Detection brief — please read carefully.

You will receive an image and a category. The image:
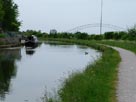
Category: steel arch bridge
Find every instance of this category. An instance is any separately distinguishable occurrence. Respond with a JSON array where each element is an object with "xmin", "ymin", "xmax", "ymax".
[{"xmin": 67, "ymin": 23, "xmax": 125, "ymax": 33}]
